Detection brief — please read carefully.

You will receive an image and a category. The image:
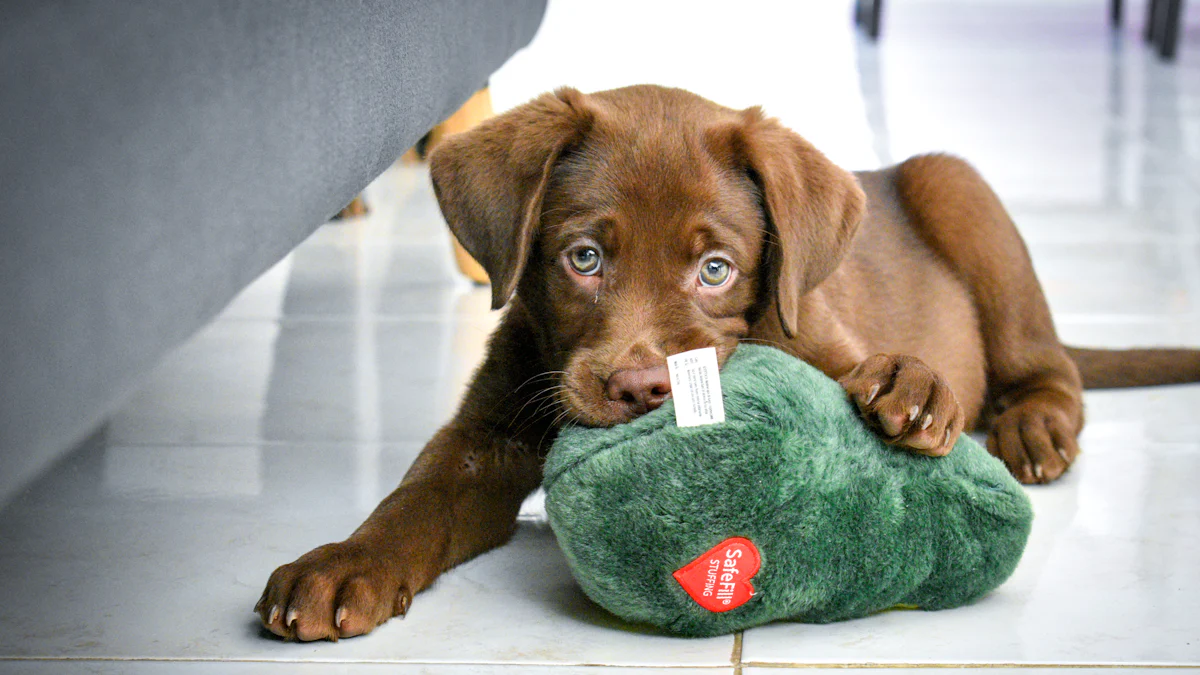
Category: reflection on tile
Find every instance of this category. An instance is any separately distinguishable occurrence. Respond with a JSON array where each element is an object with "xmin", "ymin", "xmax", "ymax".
[
  {"xmin": 739, "ymin": 662, "xmax": 1180, "ymax": 667},
  {"xmin": 1031, "ymin": 241, "xmax": 1194, "ymax": 316},
  {"xmin": 0, "ymin": 437, "xmax": 734, "ymax": 667},
  {"xmin": 103, "ymin": 445, "xmax": 262, "ymax": 499},
  {"xmin": 0, "ymin": 664, "xmax": 730, "ymax": 675},
  {"xmin": 740, "ymin": 427, "xmax": 1200, "ymax": 665},
  {"xmin": 225, "ymin": 238, "xmax": 489, "ymax": 321},
  {"xmin": 490, "ymin": 1, "xmax": 877, "ymax": 169},
  {"xmin": 1055, "ymin": 316, "xmax": 1200, "ymax": 348},
  {"xmin": 106, "ymin": 316, "xmax": 496, "ymax": 446}
]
